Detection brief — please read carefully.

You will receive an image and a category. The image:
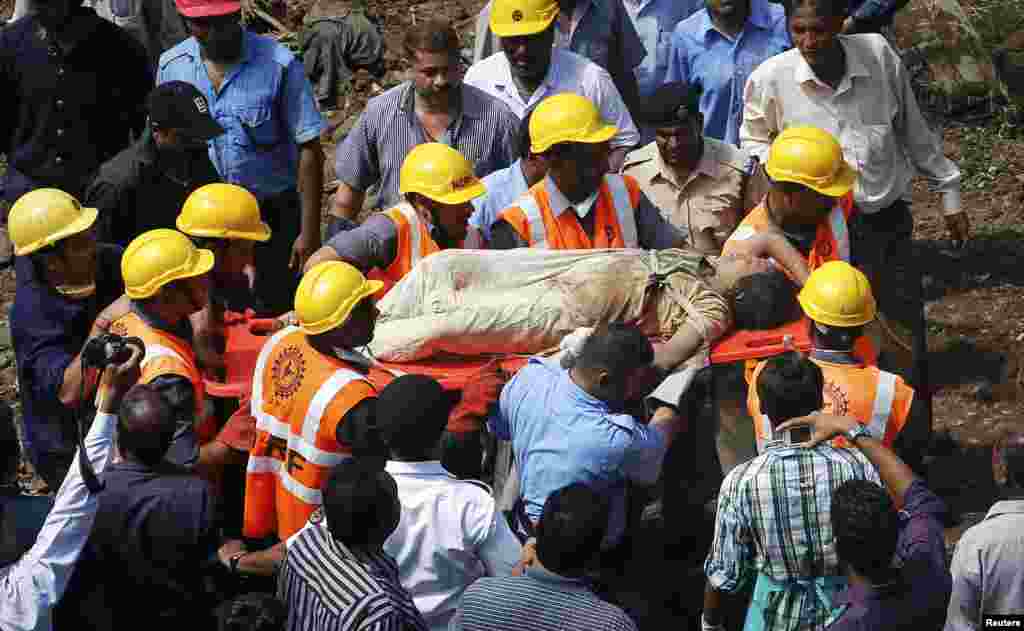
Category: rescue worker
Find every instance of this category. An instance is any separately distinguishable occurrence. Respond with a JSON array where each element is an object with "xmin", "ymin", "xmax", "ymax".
[
  {"xmin": 491, "ymin": 93, "xmax": 685, "ymax": 251},
  {"xmin": 303, "ymin": 143, "xmax": 486, "ymax": 296},
  {"xmin": 8, "ymin": 189, "xmax": 126, "ymax": 489},
  {"xmin": 240, "ymin": 261, "xmax": 385, "ymax": 552},
  {"xmin": 722, "ymin": 126, "xmax": 857, "ymax": 278},
  {"xmin": 108, "ymin": 229, "xmax": 215, "ymax": 468},
  {"xmin": 176, "ymin": 183, "xmax": 272, "ymax": 370},
  {"xmin": 747, "ymin": 261, "xmax": 929, "ymax": 473}
]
